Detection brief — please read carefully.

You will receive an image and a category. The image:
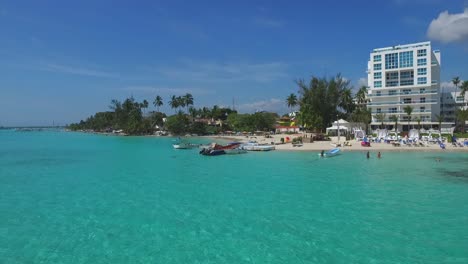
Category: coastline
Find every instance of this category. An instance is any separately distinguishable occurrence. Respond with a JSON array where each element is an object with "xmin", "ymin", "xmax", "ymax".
[{"xmin": 206, "ymin": 134, "xmax": 468, "ymax": 153}]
